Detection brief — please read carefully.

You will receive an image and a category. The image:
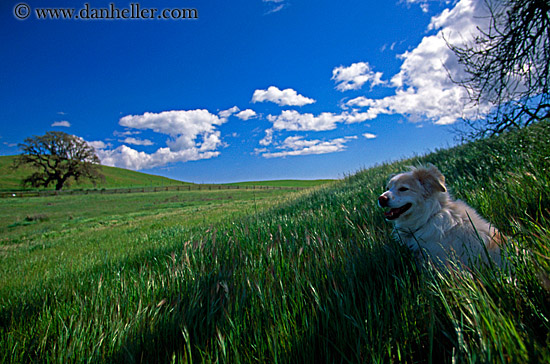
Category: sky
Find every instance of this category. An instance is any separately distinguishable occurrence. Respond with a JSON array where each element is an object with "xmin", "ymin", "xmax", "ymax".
[{"xmin": 0, "ymin": 0, "xmax": 492, "ymax": 183}]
